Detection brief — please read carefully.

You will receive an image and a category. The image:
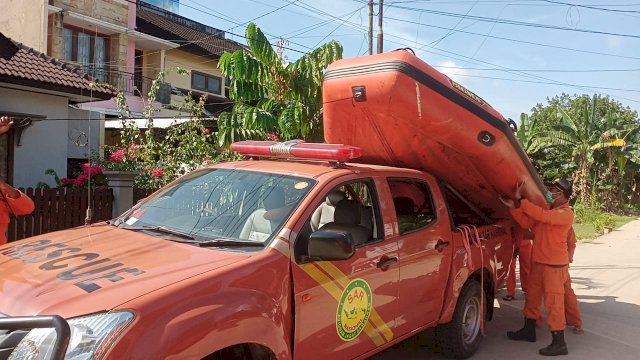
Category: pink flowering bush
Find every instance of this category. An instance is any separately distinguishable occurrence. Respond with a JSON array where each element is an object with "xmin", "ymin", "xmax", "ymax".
[
  {"xmin": 43, "ymin": 163, "xmax": 108, "ymax": 189},
  {"xmin": 151, "ymin": 168, "xmax": 164, "ymax": 178},
  {"xmin": 109, "ymin": 73, "xmax": 243, "ymax": 190}
]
